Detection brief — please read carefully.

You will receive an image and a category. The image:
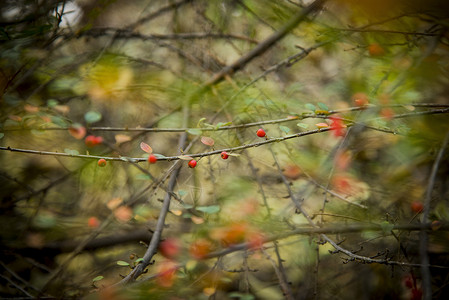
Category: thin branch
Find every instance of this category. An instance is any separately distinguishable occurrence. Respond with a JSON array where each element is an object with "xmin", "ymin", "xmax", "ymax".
[
  {"xmin": 262, "ymin": 244, "xmax": 294, "ymax": 300},
  {"xmin": 77, "ymin": 29, "xmax": 258, "ymax": 44},
  {"xmin": 202, "ymin": 0, "xmax": 326, "ymax": 87},
  {"xmin": 420, "ymin": 130, "xmax": 449, "ymax": 300},
  {"xmin": 128, "ymin": 0, "xmax": 193, "ymax": 29},
  {"xmin": 336, "ymin": 28, "xmax": 440, "ymax": 36},
  {"xmin": 0, "ymin": 274, "xmax": 34, "ymax": 298},
  {"xmin": 204, "ymin": 223, "xmax": 449, "ymax": 263},
  {"xmin": 116, "ymin": 106, "xmax": 189, "ymax": 285},
  {"xmin": 5, "ymin": 104, "xmax": 448, "ymax": 133}
]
